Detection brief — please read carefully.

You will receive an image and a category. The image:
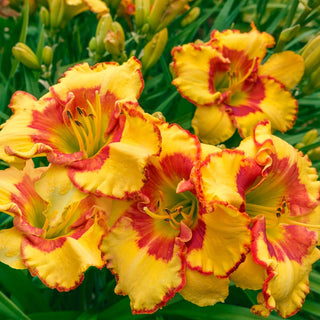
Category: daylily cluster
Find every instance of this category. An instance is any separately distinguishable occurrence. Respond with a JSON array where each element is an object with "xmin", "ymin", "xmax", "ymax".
[
  {"xmin": 0, "ymin": 34, "xmax": 319, "ymax": 319},
  {"xmin": 171, "ymin": 24, "xmax": 305, "ymax": 145}
]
